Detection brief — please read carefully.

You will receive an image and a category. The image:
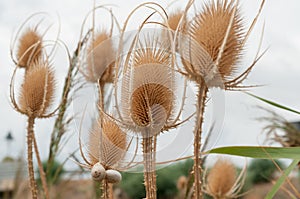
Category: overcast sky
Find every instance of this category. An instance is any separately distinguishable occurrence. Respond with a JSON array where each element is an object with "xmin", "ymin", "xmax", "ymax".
[{"xmin": 1, "ymin": 0, "xmax": 300, "ymax": 168}]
